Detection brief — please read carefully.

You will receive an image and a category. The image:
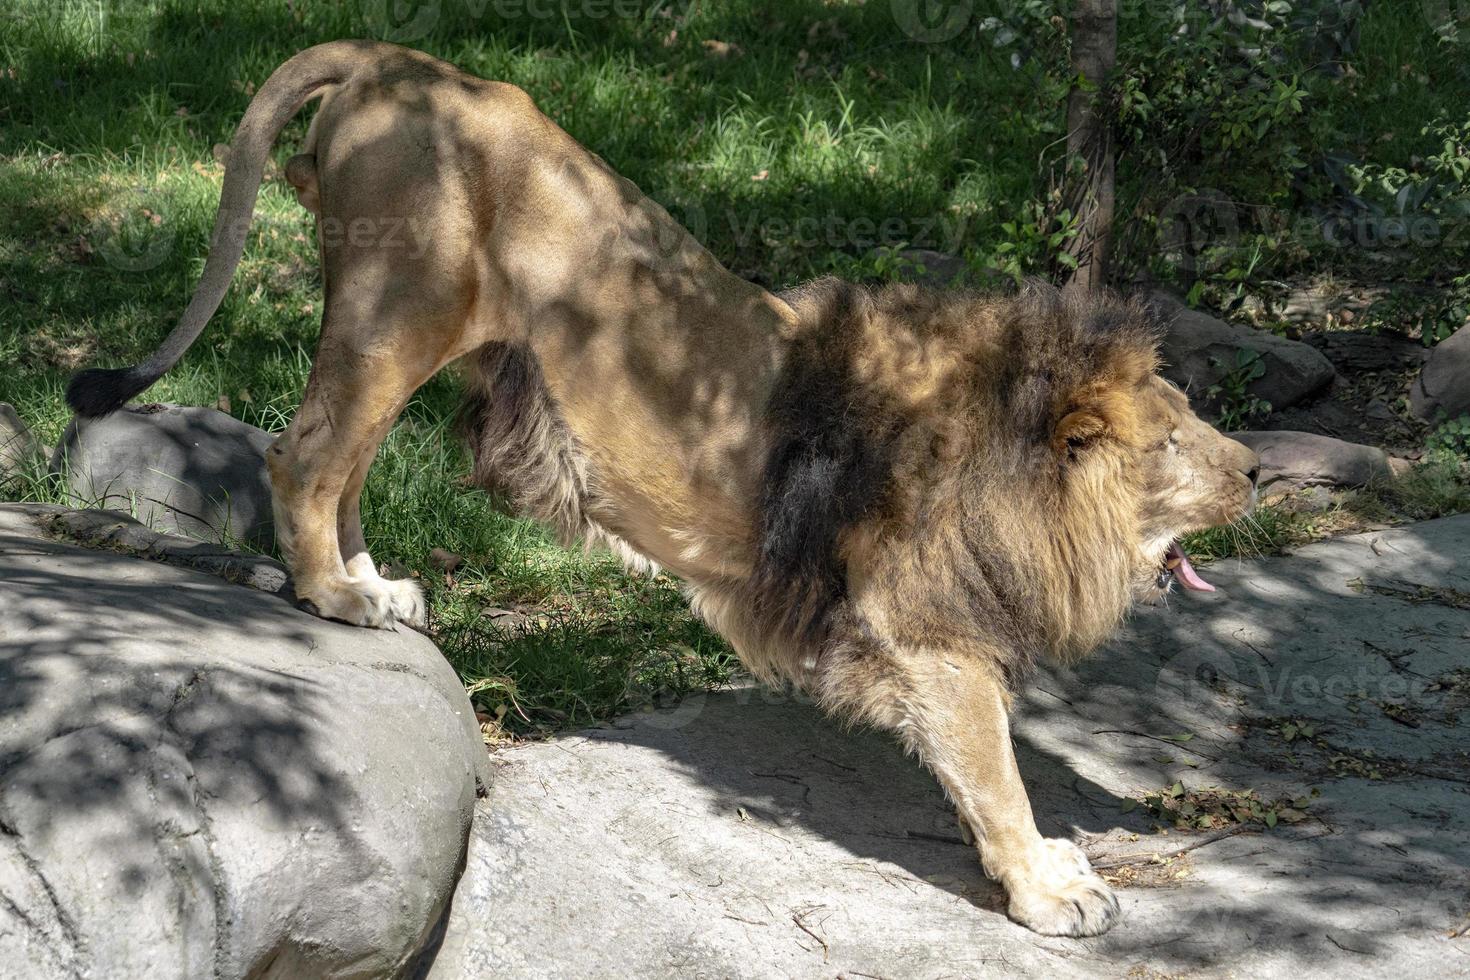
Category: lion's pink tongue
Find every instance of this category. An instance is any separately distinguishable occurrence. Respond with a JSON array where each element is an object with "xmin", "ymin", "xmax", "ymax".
[{"xmin": 1168, "ymin": 542, "xmax": 1216, "ymax": 593}]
